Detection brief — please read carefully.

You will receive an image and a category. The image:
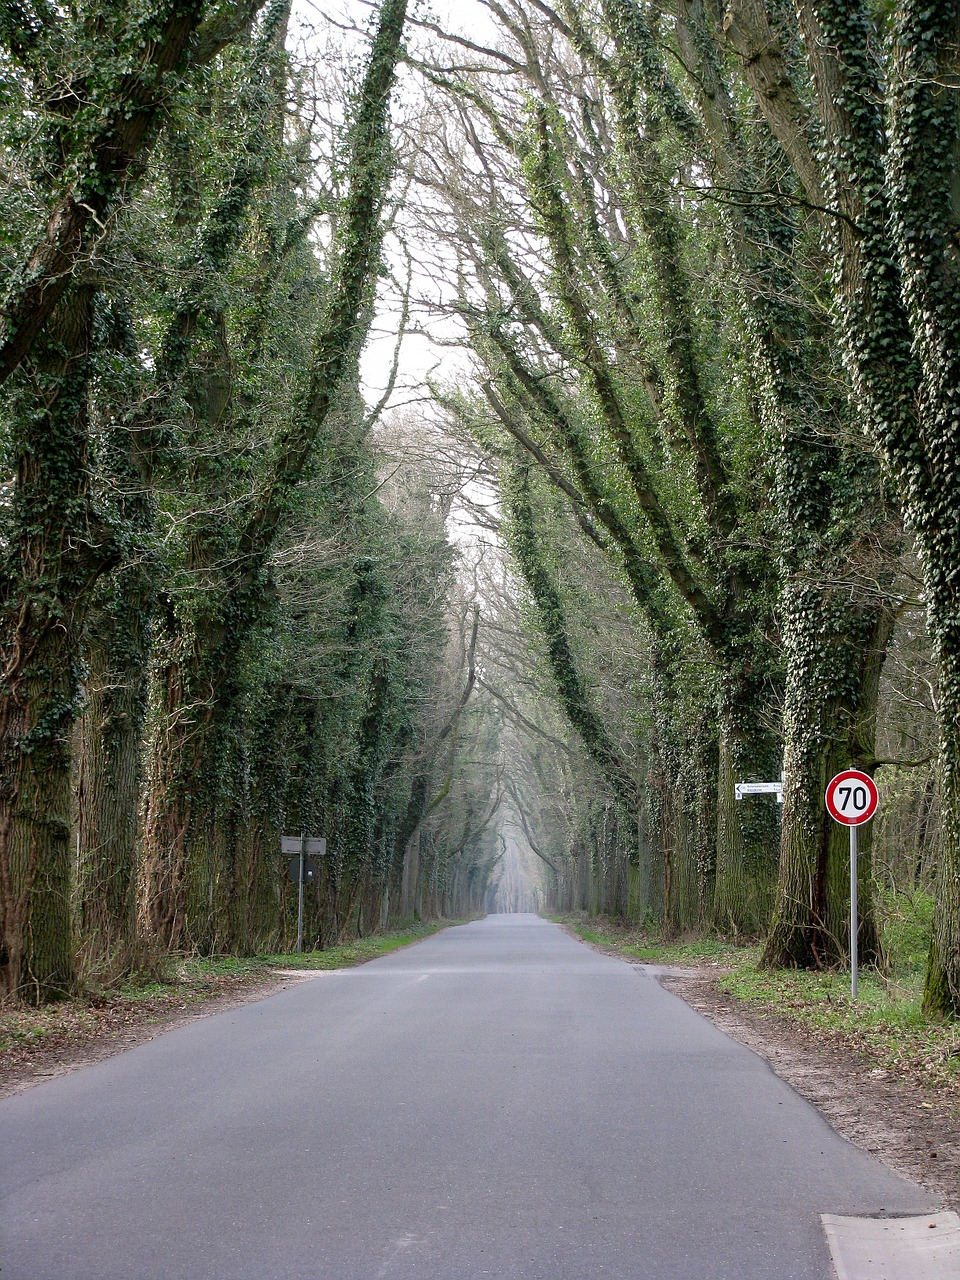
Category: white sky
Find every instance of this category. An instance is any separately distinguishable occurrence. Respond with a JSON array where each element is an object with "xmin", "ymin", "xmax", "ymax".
[{"xmin": 290, "ymin": 0, "xmax": 502, "ymax": 410}]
